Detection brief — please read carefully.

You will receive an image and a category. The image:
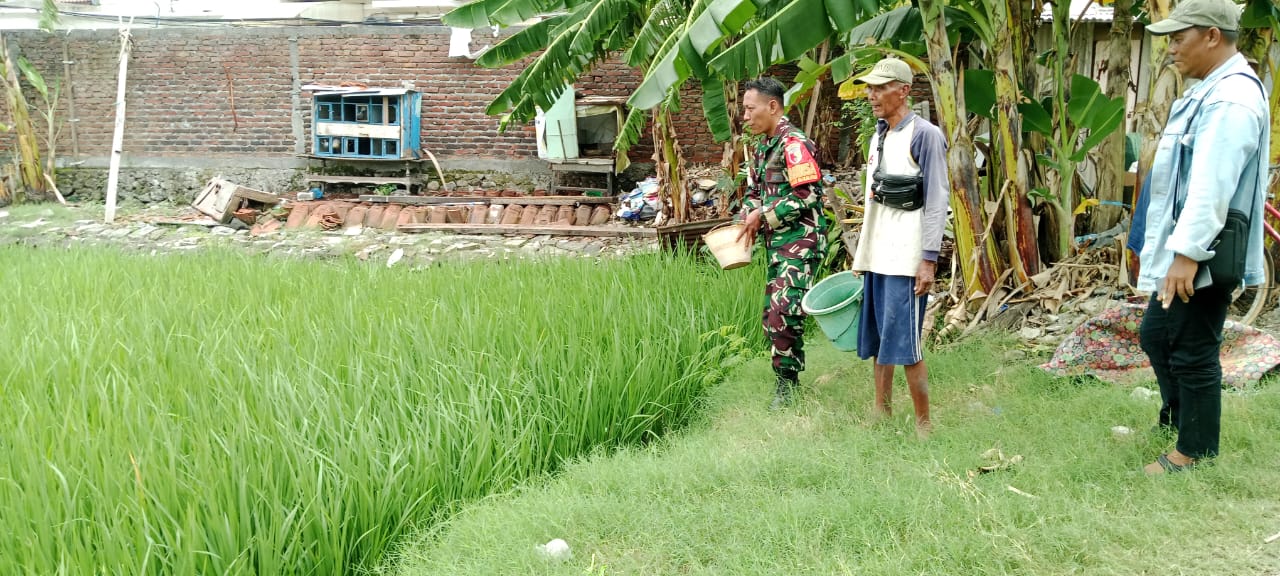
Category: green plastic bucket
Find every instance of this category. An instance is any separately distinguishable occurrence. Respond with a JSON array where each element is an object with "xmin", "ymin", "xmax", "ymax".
[{"xmin": 802, "ymin": 271, "xmax": 864, "ymax": 352}]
